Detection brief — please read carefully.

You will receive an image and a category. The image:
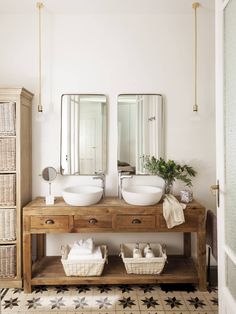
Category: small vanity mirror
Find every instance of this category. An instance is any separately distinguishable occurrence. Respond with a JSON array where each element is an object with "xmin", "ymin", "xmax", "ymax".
[
  {"xmin": 42, "ymin": 167, "xmax": 57, "ymax": 181},
  {"xmin": 42, "ymin": 167, "xmax": 57, "ymax": 205},
  {"xmin": 61, "ymin": 94, "xmax": 107, "ymax": 175},
  {"xmin": 117, "ymin": 94, "xmax": 164, "ymax": 174}
]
